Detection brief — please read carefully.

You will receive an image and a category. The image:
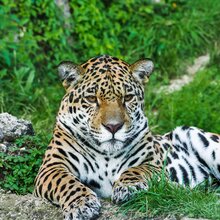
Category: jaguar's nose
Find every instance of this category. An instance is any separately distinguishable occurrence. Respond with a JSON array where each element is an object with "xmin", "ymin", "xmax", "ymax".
[{"xmin": 103, "ymin": 123, "xmax": 124, "ymax": 134}]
